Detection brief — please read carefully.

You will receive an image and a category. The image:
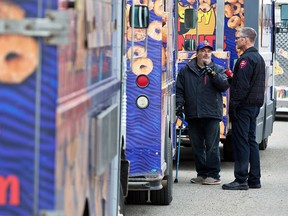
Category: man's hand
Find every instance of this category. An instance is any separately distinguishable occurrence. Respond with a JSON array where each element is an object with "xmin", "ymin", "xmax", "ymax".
[
  {"xmin": 203, "ymin": 66, "xmax": 215, "ymax": 76},
  {"xmin": 176, "ymin": 106, "xmax": 184, "ymax": 118},
  {"xmin": 224, "ymin": 69, "xmax": 233, "ymax": 78},
  {"xmin": 225, "ymin": 69, "xmax": 233, "ymax": 84}
]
